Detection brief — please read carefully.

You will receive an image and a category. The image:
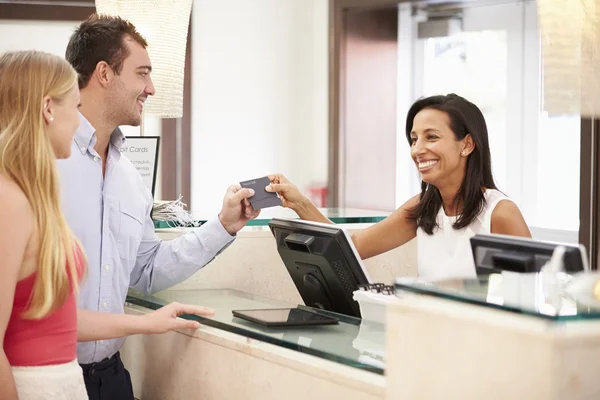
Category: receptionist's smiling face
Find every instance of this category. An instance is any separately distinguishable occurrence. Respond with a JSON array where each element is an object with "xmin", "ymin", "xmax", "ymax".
[{"xmin": 409, "ymin": 108, "xmax": 468, "ymax": 188}]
